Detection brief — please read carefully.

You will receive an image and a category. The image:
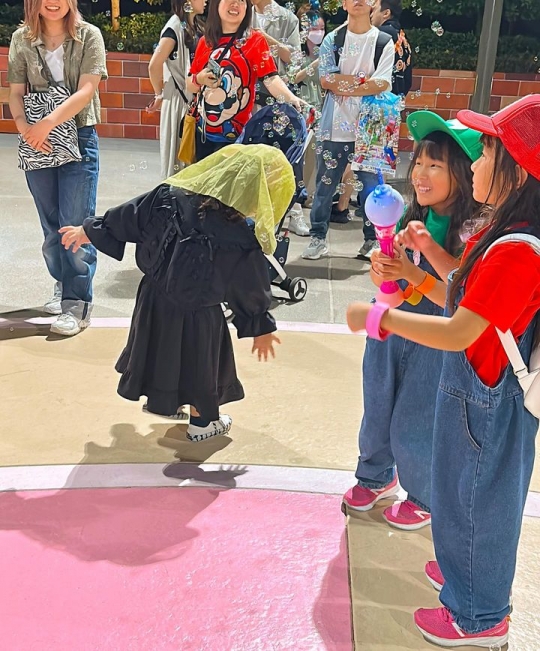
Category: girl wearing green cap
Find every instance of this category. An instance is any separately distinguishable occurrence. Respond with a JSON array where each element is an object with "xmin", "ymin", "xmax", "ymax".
[
  {"xmin": 342, "ymin": 111, "xmax": 482, "ymax": 530},
  {"xmin": 59, "ymin": 144, "xmax": 295, "ymax": 442}
]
